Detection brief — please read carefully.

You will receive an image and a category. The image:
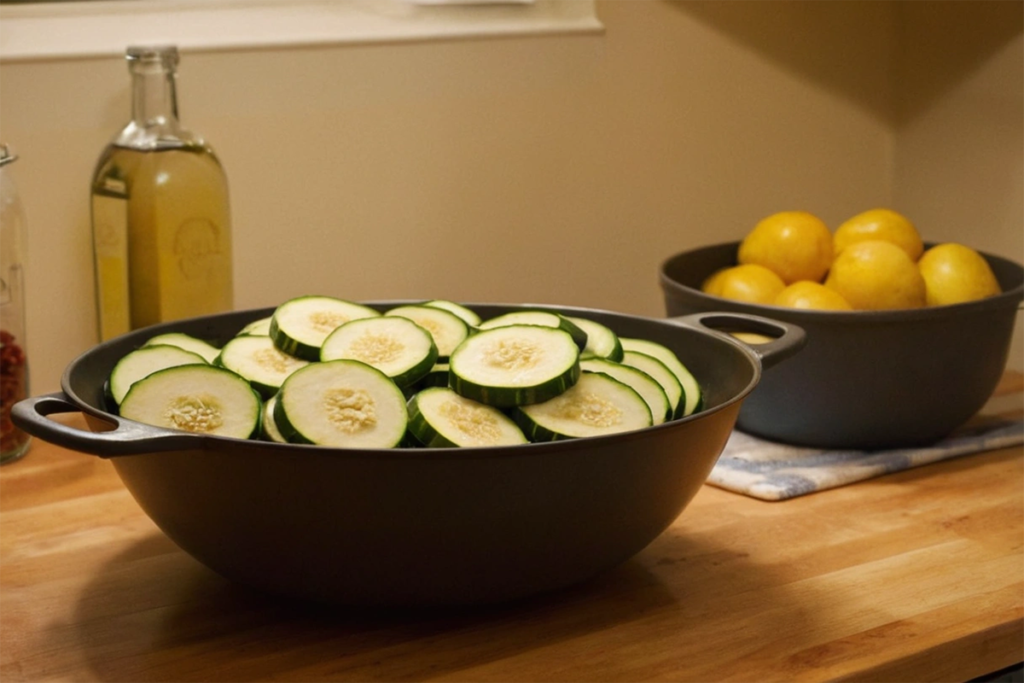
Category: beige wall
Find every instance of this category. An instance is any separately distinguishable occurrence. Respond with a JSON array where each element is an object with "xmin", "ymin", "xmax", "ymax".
[
  {"xmin": 0, "ymin": 0, "xmax": 1019, "ymax": 395},
  {"xmin": 893, "ymin": 1, "xmax": 1024, "ymax": 371}
]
